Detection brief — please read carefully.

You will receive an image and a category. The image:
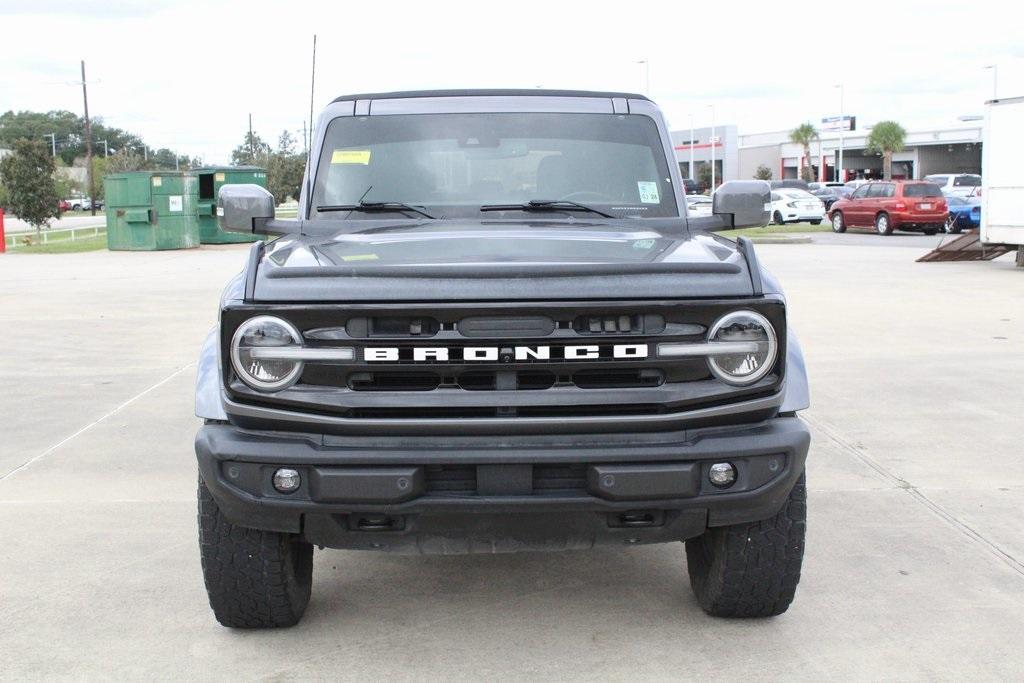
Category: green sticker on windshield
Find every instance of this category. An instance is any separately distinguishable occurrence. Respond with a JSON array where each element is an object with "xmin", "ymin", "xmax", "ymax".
[
  {"xmin": 637, "ymin": 181, "xmax": 660, "ymax": 204},
  {"xmin": 632, "ymin": 239, "xmax": 655, "ymax": 250}
]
